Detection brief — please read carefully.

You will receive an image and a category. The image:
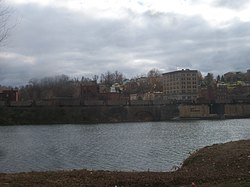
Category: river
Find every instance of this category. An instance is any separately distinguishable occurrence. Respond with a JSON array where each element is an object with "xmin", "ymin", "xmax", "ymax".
[{"xmin": 0, "ymin": 119, "xmax": 250, "ymax": 173}]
